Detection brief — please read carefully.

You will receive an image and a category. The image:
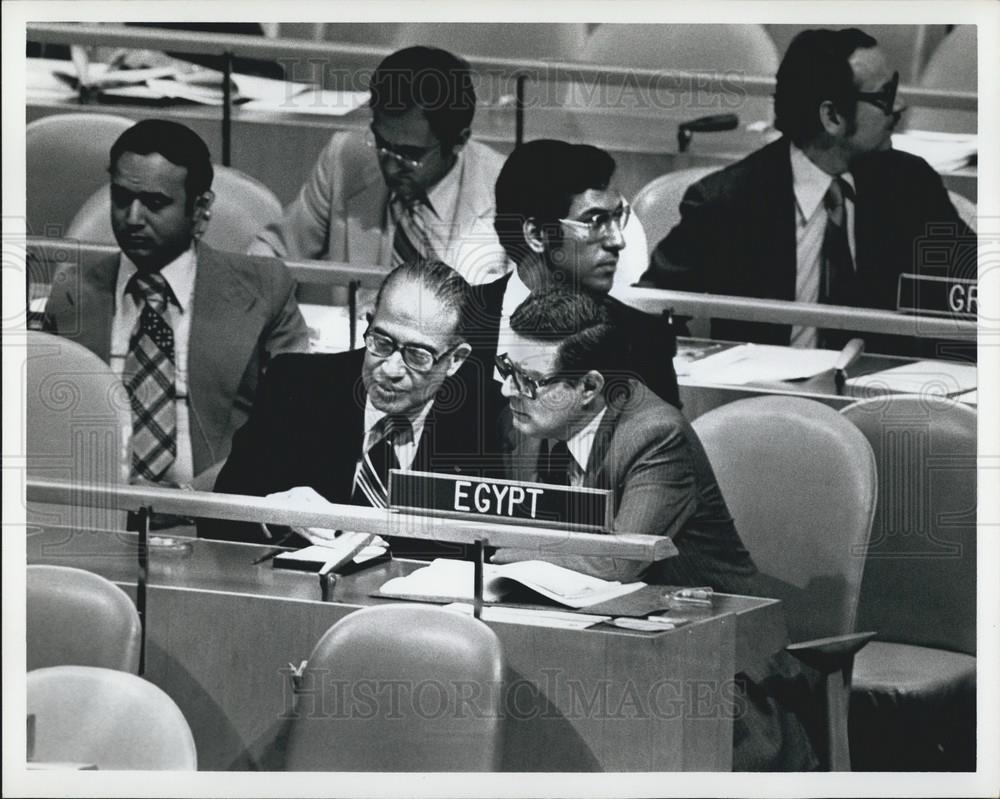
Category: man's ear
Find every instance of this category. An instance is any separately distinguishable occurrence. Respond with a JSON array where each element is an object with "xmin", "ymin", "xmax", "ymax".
[
  {"xmin": 445, "ymin": 341, "xmax": 472, "ymax": 377},
  {"xmin": 191, "ymin": 190, "xmax": 215, "ymax": 240},
  {"xmin": 818, "ymin": 100, "xmax": 847, "ymax": 137},
  {"xmin": 580, "ymin": 370, "xmax": 605, "ymax": 405},
  {"xmin": 523, "ymin": 218, "xmax": 546, "ymax": 254}
]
